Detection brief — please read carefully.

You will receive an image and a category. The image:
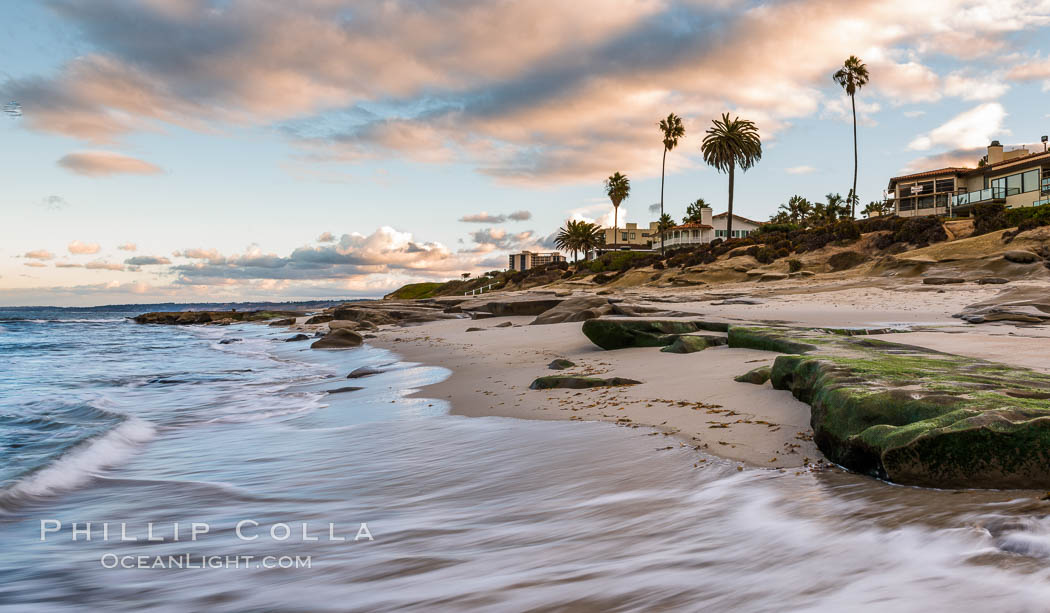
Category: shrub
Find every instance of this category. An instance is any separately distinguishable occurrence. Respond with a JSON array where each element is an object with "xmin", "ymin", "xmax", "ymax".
[
  {"xmin": 787, "ymin": 259, "xmax": 803, "ymax": 273},
  {"xmin": 973, "ymin": 203, "xmax": 1007, "ymax": 235}
]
